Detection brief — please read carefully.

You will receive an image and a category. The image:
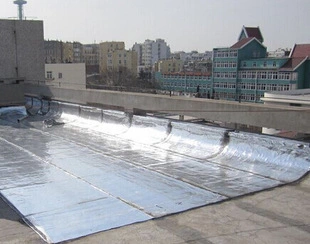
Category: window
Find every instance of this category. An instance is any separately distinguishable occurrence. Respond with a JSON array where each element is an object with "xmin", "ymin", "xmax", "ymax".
[
  {"xmin": 290, "ymin": 103, "xmax": 301, "ymax": 107},
  {"xmin": 243, "ymin": 62, "xmax": 247, "ymax": 67},
  {"xmin": 253, "ymin": 62, "xmax": 256, "ymax": 67},
  {"xmin": 263, "ymin": 62, "xmax": 267, "ymax": 67},
  {"xmin": 273, "ymin": 61, "xmax": 277, "ymax": 67},
  {"xmin": 58, "ymin": 73, "xmax": 62, "ymax": 79},
  {"xmin": 47, "ymin": 71, "xmax": 53, "ymax": 79},
  {"xmin": 272, "ymin": 72, "xmax": 278, "ymax": 79}
]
